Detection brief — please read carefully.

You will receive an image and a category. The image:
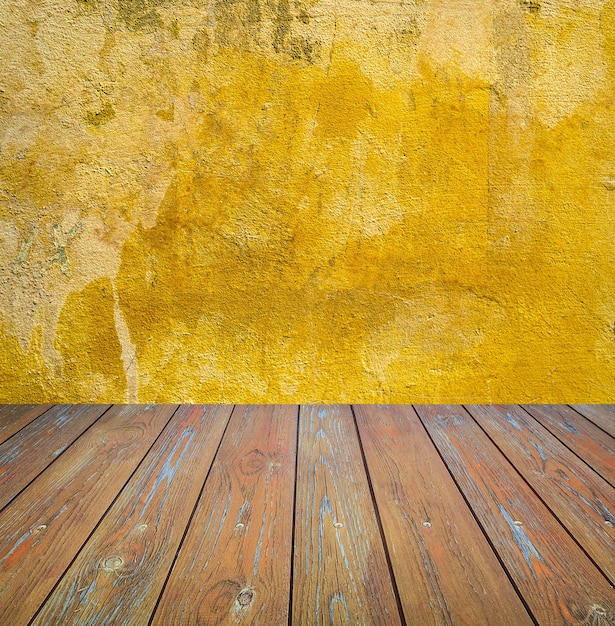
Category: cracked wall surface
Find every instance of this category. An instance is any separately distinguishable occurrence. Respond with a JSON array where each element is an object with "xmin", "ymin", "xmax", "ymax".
[{"xmin": 1, "ymin": 0, "xmax": 614, "ymax": 402}]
